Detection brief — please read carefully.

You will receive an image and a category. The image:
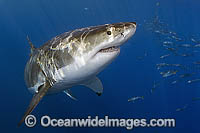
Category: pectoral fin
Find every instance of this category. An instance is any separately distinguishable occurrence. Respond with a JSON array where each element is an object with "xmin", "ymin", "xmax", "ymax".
[
  {"xmin": 18, "ymin": 81, "xmax": 51, "ymax": 126},
  {"xmin": 81, "ymin": 77, "xmax": 103, "ymax": 96},
  {"xmin": 63, "ymin": 89, "xmax": 77, "ymax": 101}
]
